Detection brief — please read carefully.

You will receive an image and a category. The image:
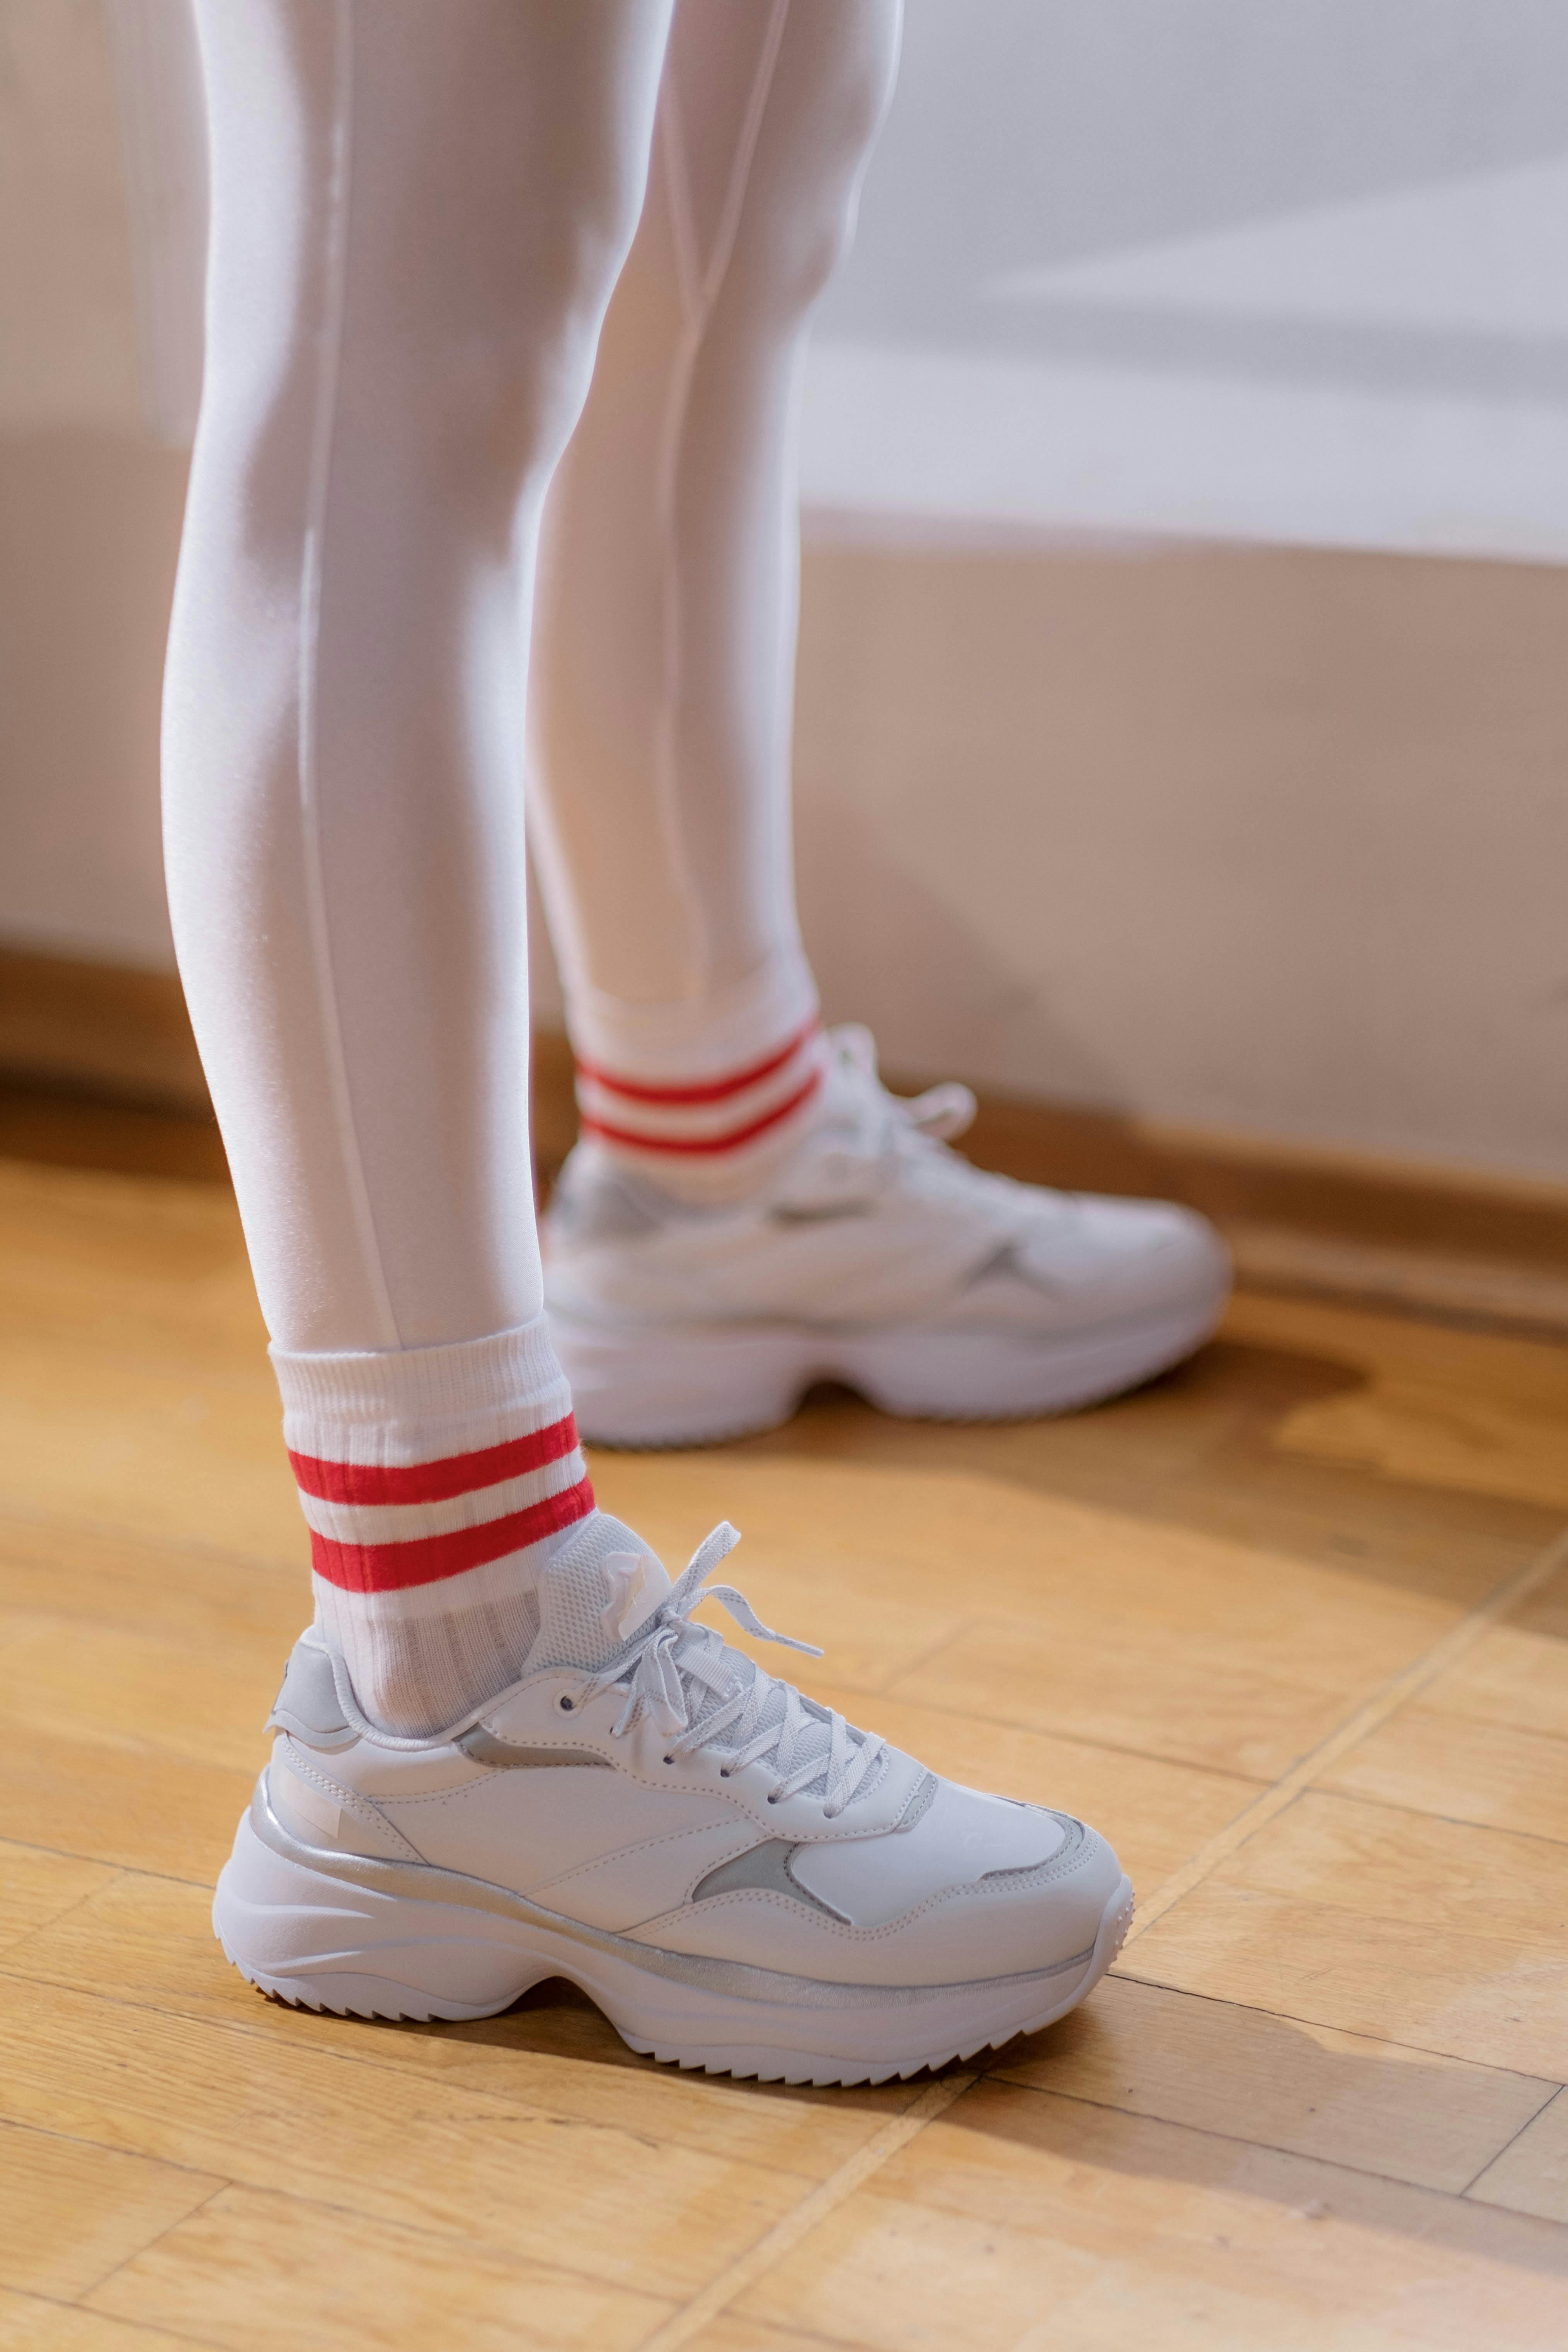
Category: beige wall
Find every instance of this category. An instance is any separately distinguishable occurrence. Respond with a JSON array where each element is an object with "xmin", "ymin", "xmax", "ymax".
[
  {"xmin": 790, "ymin": 530, "xmax": 1568, "ymax": 1183},
  {"xmin": 0, "ymin": 0, "xmax": 144, "ymax": 436}
]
